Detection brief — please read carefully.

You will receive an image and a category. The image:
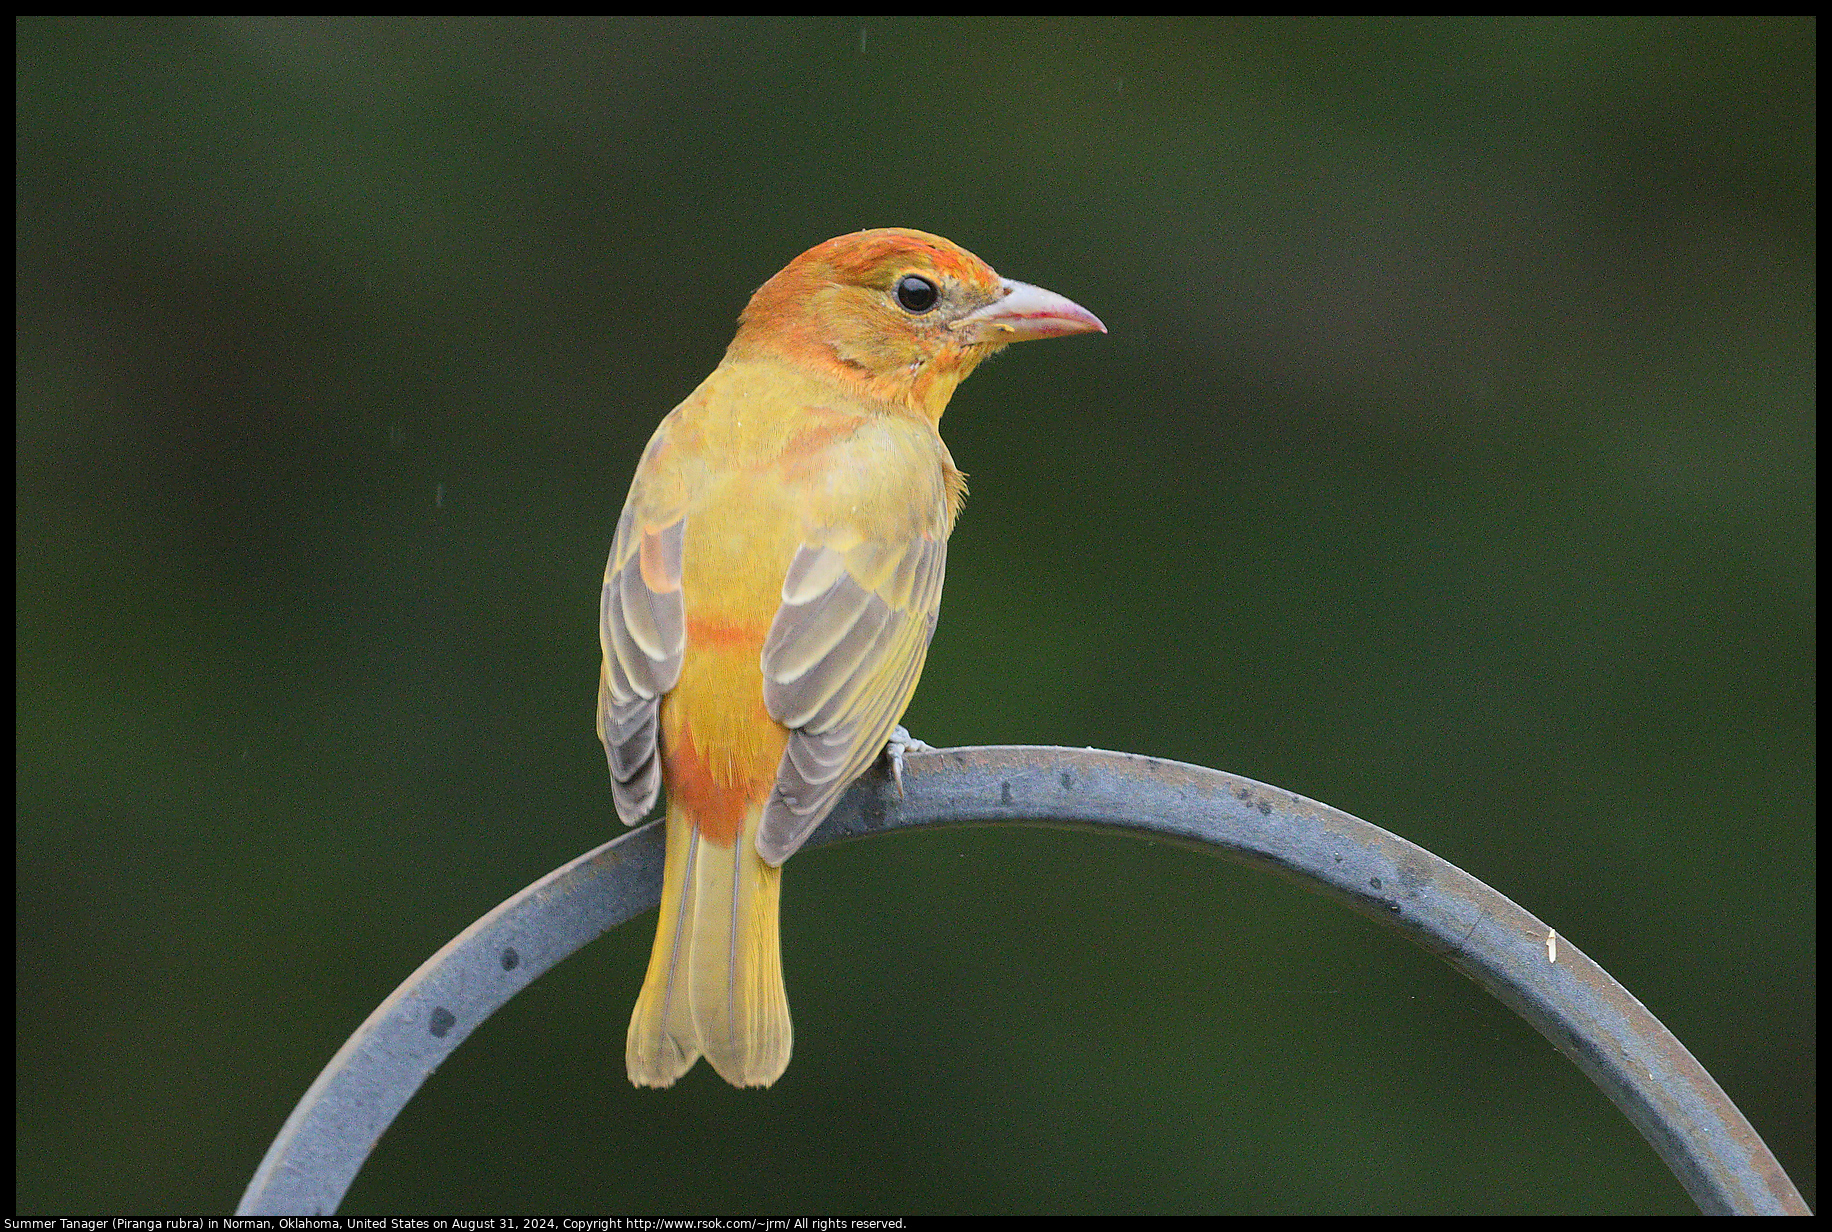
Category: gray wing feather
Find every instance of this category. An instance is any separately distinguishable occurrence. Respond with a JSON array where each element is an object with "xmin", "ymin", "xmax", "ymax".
[
  {"xmin": 598, "ymin": 508, "xmax": 685, "ymax": 825},
  {"xmin": 756, "ymin": 535, "xmax": 945, "ymax": 865}
]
